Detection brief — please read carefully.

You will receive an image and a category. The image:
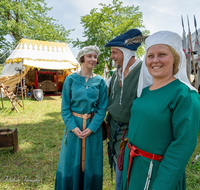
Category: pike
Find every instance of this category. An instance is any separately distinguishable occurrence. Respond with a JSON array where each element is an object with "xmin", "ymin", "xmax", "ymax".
[
  {"xmin": 103, "ymin": 55, "xmax": 111, "ymax": 78},
  {"xmin": 194, "ymin": 15, "xmax": 200, "ymax": 89},
  {"xmin": 187, "ymin": 15, "xmax": 198, "ymax": 89},
  {"xmin": 181, "ymin": 15, "xmax": 190, "ymax": 81},
  {"xmin": 181, "ymin": 15, "xmax": 187, "ymax": 55}
]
